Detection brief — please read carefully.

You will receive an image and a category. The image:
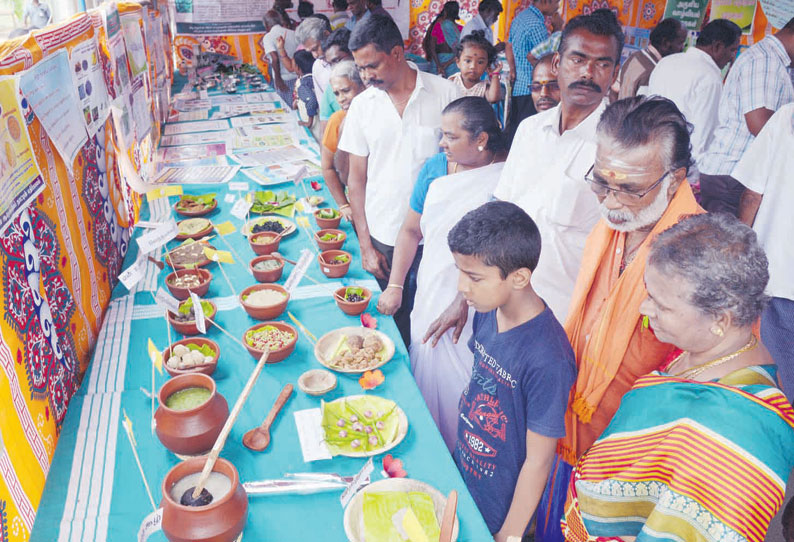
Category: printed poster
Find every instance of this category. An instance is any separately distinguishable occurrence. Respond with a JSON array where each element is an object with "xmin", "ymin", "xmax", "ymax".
[
  {"xmin": 103, "ymin": 3, "xmax": 131, "ymax": 100},
  {"xmin": 121, "ymin": 14, "xmax": 148, "ymax": 78},
  {"xmin": 662, "ymin": 0, "xmax": 709, "ymax": 30},
  {"xmin": 710, "ymin": 0, "xmax": 758, "ymax": 34},
  {"xmin": 759, "ymin": 0, "xmax": 794, "ymax": 28},
  {"xmin": 174, "ymin": 0, "xmax": 269, "ymax": 35},
  {"xmin": 69, "ymin": 37, "xmax": 111, "ymax": 137},
  {"xmin": 0, "ymin": 77, "xmax": 45, "ymax": 236},
  {"xmin": 18, "ymin": 48, "xmax": 87, "ymax": 170},
  {"xmin": 159, "ymin": 143, "xmax": 227, "ymax": 164},
  {"xmin": 130, "ymin": 77, "xmax": 152, "ymax": 141}
]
